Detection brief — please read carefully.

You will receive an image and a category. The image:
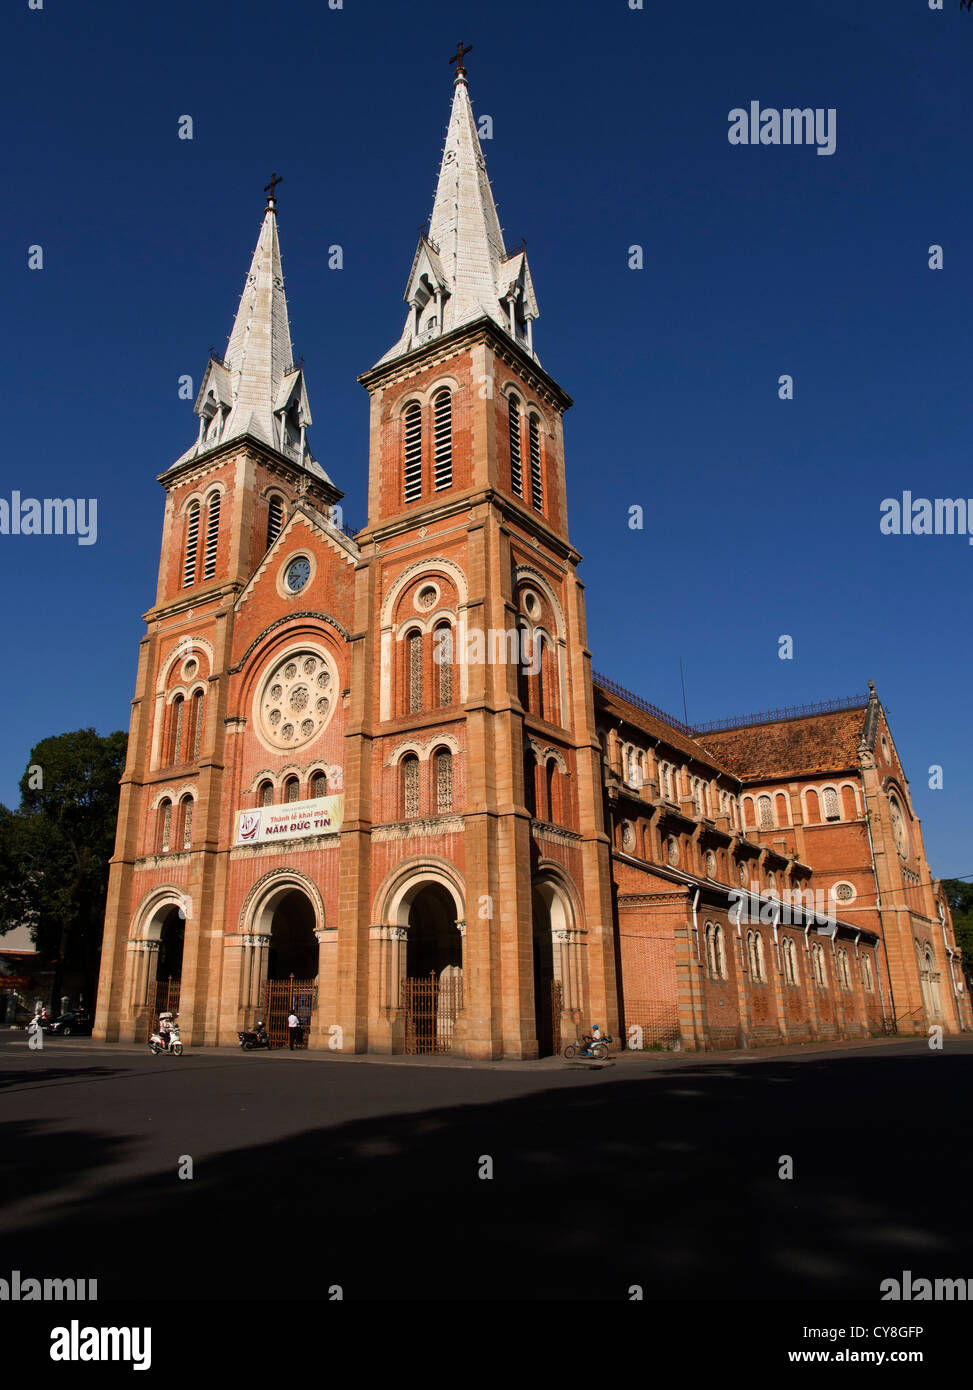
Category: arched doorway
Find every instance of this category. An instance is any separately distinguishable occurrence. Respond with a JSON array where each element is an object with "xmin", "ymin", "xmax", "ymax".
[
  {"xmin": 154, "ymin": 906, "xmax": 184, "ymax": 1016},
  {"xmin": 532, "ymin": 878, "xmax": 583, "ymax": 1056},
  {"xmin": 400, "ymin": 880, "xmax": 464, "ymax": 1054},
  {"xmin": 532, "ymin": 887, "xmax": 558, "ymax": 1056},
  {"xmin": 251, "ymin": 883, "xmax": 320, "ymax": 1048}
]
